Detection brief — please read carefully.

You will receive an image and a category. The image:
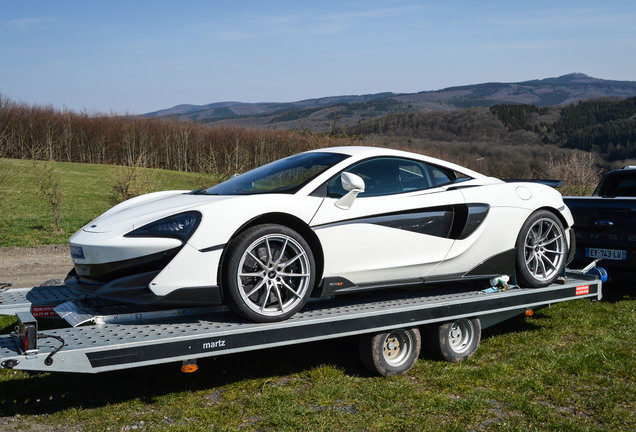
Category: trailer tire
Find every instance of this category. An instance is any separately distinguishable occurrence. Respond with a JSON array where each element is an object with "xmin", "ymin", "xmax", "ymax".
[
  {"xmin": 425, "ymin": 318, "xmax": 481, "ymax": 362},
  {"xmin": 359, "ymin": 328, "xmax": 421, "ymax": 376}
]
